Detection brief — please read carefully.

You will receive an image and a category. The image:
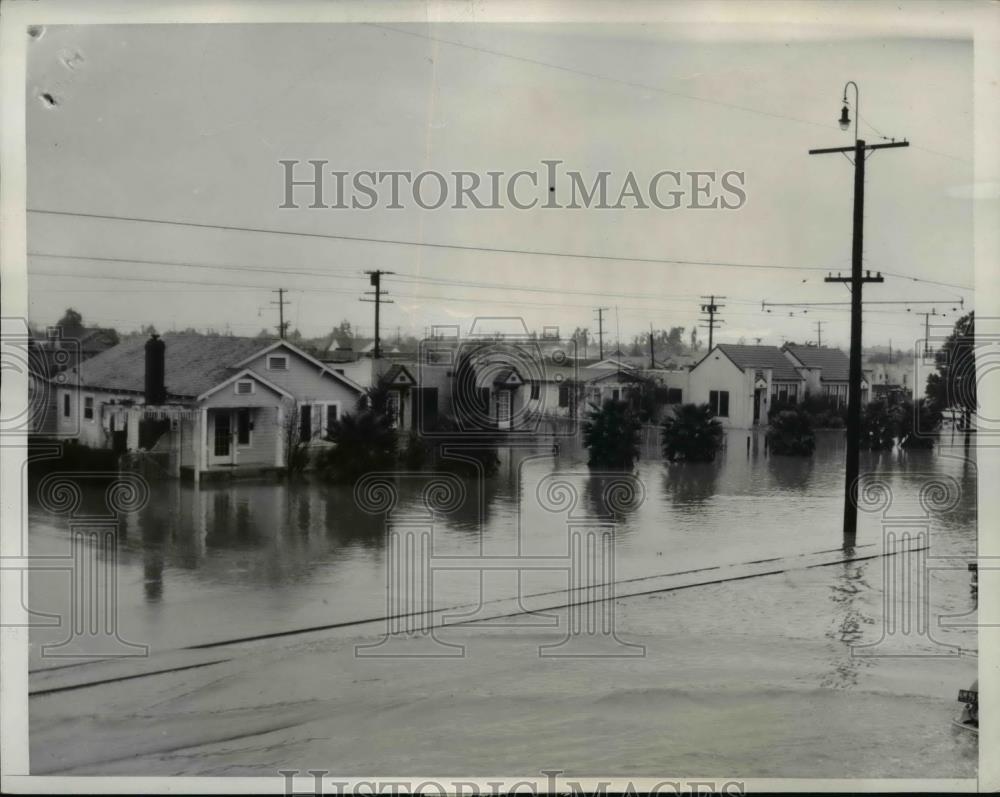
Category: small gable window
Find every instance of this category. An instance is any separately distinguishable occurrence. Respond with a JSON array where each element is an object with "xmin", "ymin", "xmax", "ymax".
[
  {"xmin": 235, "ymin": 380, "xmax": 255, "ymax": 396},
  {"xmin": 267, "ymin": 355, "xmax": 288, "ymax": 371}
]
